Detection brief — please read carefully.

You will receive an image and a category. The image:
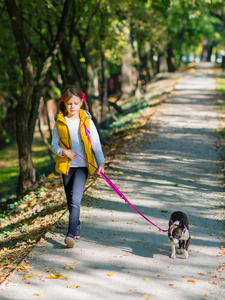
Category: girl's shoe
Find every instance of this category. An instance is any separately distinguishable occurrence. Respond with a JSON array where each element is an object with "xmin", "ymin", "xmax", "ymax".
[
  {"xmin": 75, "ymin": 225, "xmax": 81, "ymax": 239},
  {"xmin": 64, "ymin": 234, "xmax": 75, "ymax": 248}
]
